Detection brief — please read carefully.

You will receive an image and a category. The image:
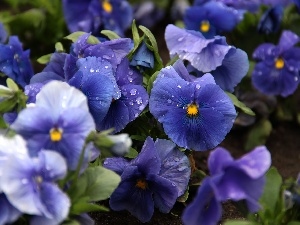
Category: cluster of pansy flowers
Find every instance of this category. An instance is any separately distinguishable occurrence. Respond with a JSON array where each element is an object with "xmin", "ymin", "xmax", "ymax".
[{"xmin": 3, "ymin": 0, "xmax": 300, "ymax": 224}]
